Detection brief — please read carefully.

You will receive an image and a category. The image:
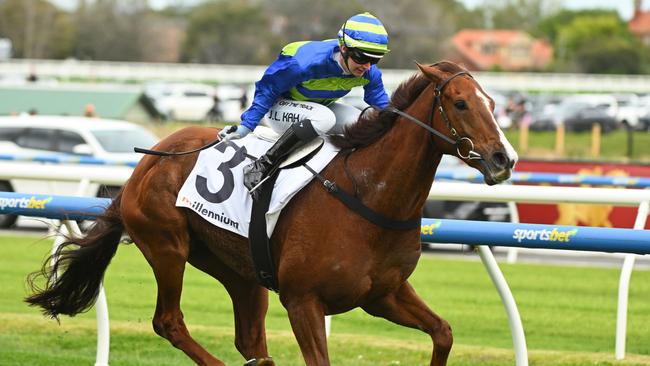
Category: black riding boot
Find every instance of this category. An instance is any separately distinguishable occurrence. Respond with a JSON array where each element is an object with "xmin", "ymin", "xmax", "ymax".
[{"xmin": 244, "ymin": 119, "xmax": 318, "ymax": 193}]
